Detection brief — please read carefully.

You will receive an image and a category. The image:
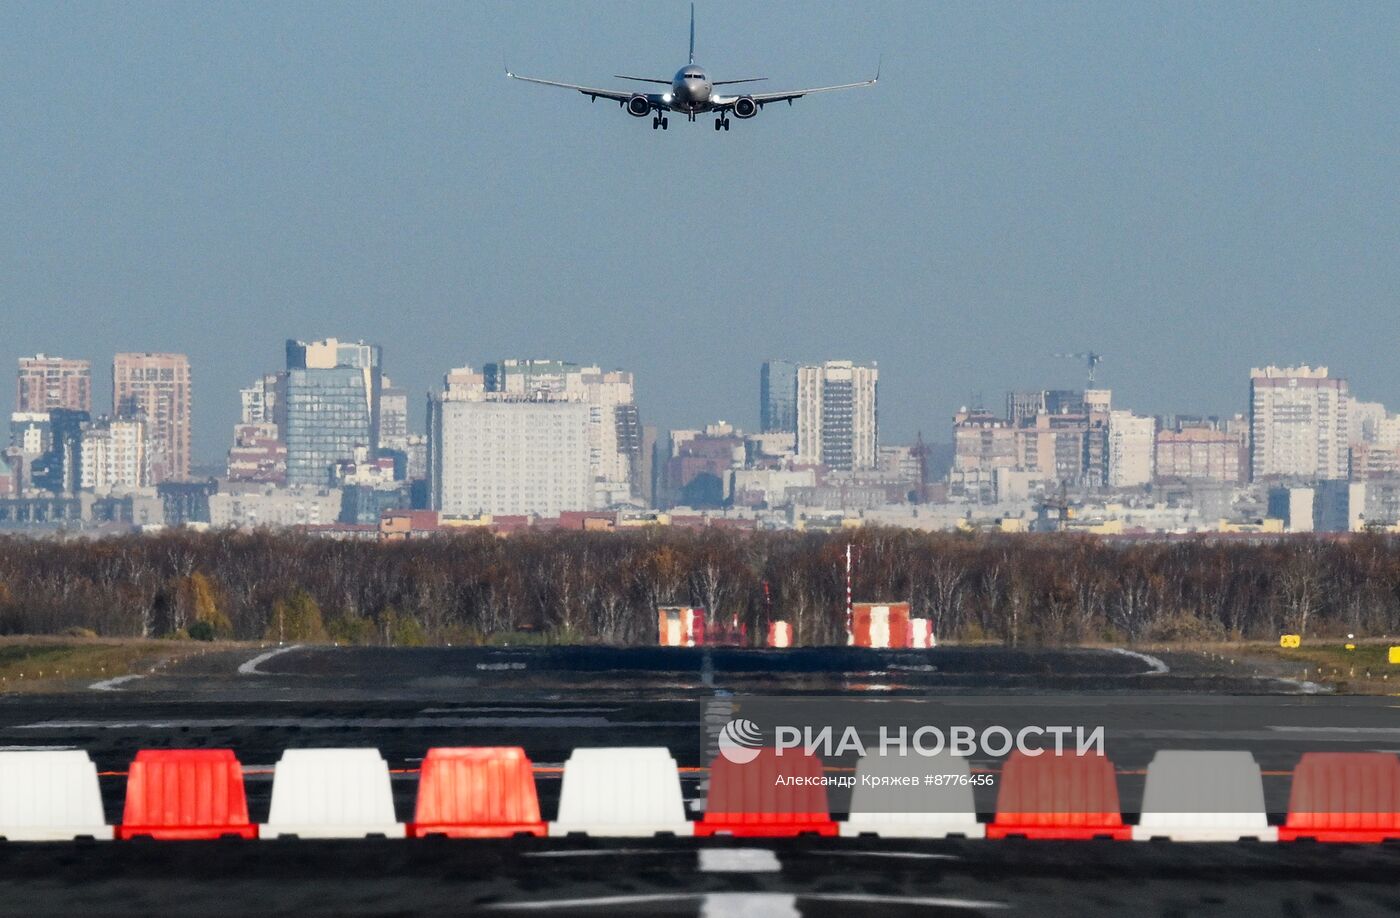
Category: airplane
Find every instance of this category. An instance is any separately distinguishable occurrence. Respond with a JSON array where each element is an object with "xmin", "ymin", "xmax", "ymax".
[{"xmin": 506, "ymin": 4, "xmax": 878, "ymax": 131}]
